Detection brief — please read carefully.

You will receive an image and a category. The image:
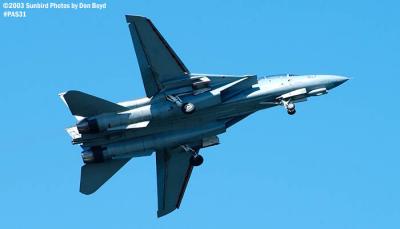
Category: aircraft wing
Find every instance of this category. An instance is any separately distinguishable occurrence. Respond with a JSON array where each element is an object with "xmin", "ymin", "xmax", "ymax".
[
  {"xmin": 156, "ymin": 147, "xmax": 194, "ymax": 217},
  {"xmin": 126, "ymin": 15, "xmax": 191, "ymax": 97}
]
